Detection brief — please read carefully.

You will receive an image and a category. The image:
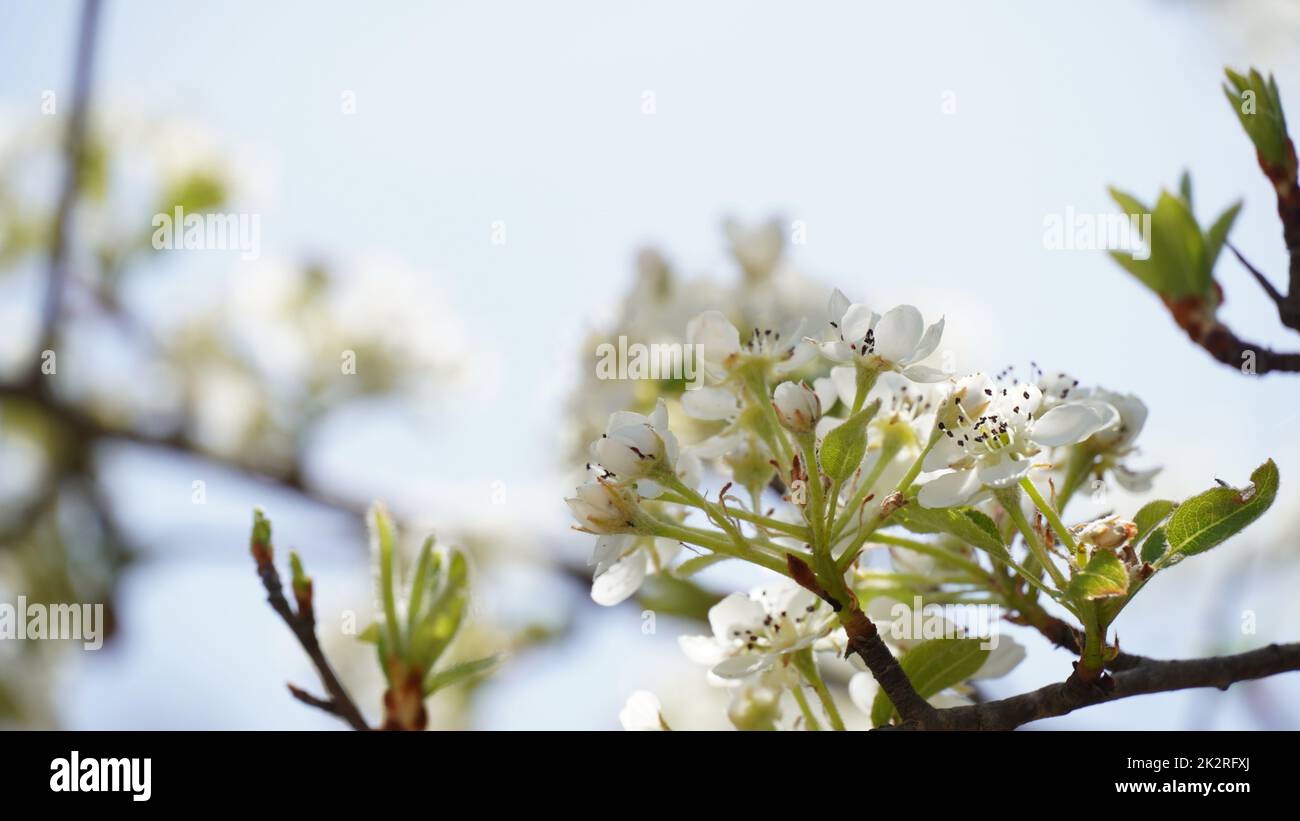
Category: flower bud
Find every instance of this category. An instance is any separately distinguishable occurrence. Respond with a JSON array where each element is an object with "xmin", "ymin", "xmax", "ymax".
[
  {"xmin": 589, "ymin": 400, "xmax": 677, "ymax": 480},
  {"xmin": 566, "ymin": 480, "xmax": 639, "ymax": 534},
  {"xmin": 772, "ymin": 381, "xmax": 821, "ymax": 434},
  {"xmin": 1073, "ymin": 515, "xmax": 1137, "ymax": 551},
  {"xmin": 726, "ymin": 680, "xmax": 783, "ymax": 731}
]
